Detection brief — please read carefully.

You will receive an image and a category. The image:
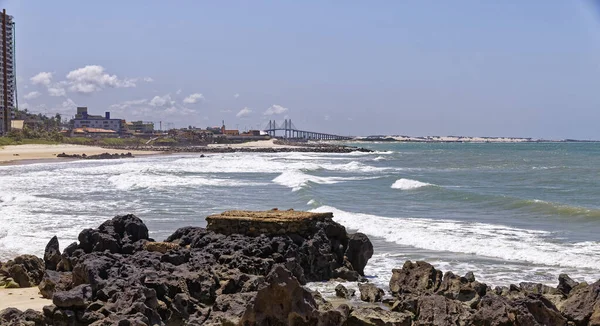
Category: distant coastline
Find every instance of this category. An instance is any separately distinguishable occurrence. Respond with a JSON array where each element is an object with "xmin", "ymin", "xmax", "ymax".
[{"xmin": 351, "ymin": 135, "xmax": 600, "ymax": 143}]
